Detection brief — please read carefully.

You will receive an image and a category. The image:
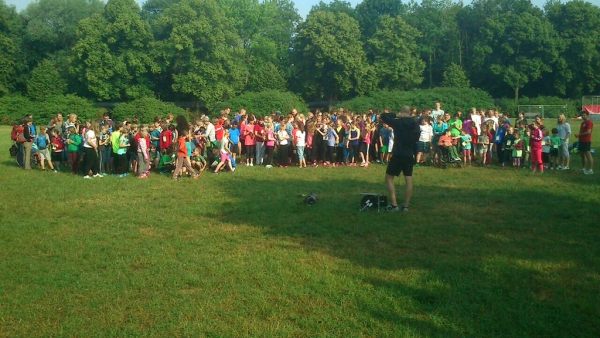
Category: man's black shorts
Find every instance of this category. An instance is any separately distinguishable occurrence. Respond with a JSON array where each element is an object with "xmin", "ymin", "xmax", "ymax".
[
  {"xmin": 578, "ymin": 142, "xmax": 591, "ymax": 152},
  {"xmin": 386, "ymin": 155, "xmax": 413, "ymax": 177}
]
